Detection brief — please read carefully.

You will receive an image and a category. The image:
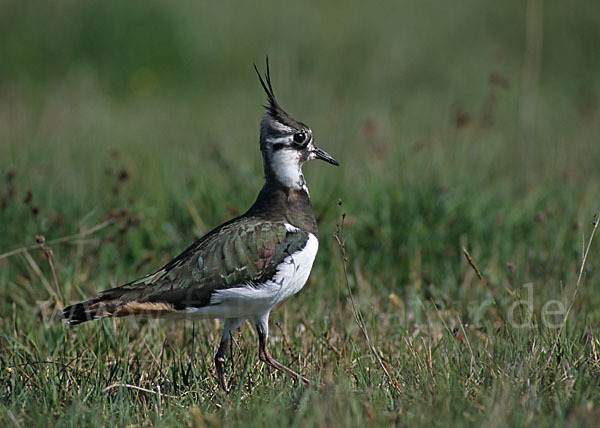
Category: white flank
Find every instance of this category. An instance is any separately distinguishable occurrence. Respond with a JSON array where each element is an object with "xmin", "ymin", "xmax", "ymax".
[{"xmin": 184, "ymin": 232, "xmax": 318, "ymax": 321}]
